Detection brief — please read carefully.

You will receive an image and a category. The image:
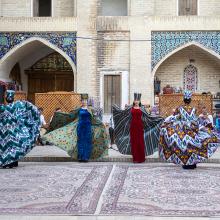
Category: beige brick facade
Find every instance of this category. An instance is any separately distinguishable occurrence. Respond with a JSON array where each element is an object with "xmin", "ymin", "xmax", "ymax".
[
  {"xmin": 1, "ymin": 0, "xmax": 220, "ymax": 17},
  {"xmin": 0, "ymin": 0, "xmax": 31, "ymax": 17},
  {"xmin": 1, "ymin": 0, "xmax": 220, "ymax": 108},
  {"xmin": 53, "ymin": 0, "xmax": 75, "ymax": 17},
  {"xmin": 199, "ymin": 0, "xmax": 220, "ymax": 16},
  {"xmin": 155, "ymin": 0, "xmax": 177, "ymax": 16}
]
